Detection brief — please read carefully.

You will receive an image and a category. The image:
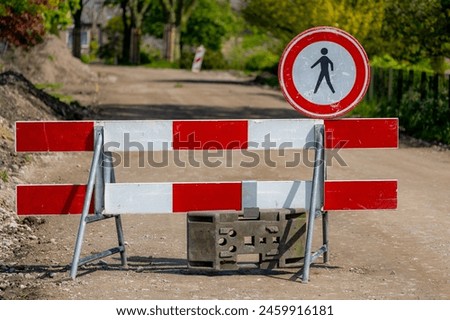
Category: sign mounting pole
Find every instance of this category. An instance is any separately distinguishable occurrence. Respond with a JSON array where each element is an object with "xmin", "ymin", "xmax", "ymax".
[{"xmin": 279, "ymin": 26, "xmax": 371, "ymax": 282}]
